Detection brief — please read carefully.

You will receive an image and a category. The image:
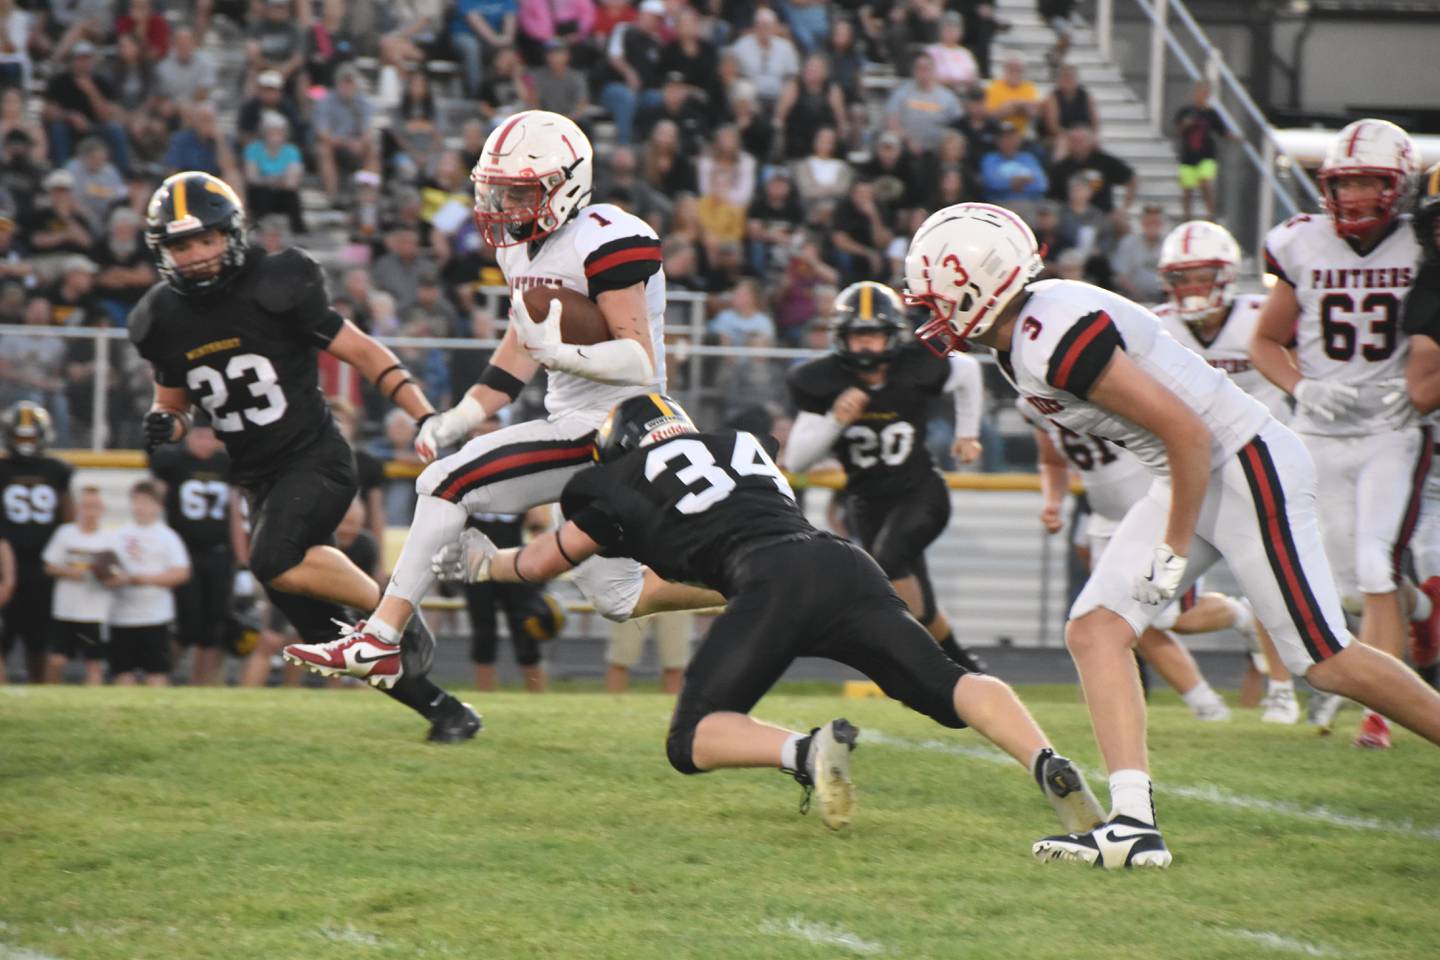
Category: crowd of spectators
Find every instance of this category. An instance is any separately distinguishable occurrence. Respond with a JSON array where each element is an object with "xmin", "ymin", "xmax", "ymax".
[{"xmin": 1, "ymin": 0, "xmax": 1181, "ymax": 471}]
